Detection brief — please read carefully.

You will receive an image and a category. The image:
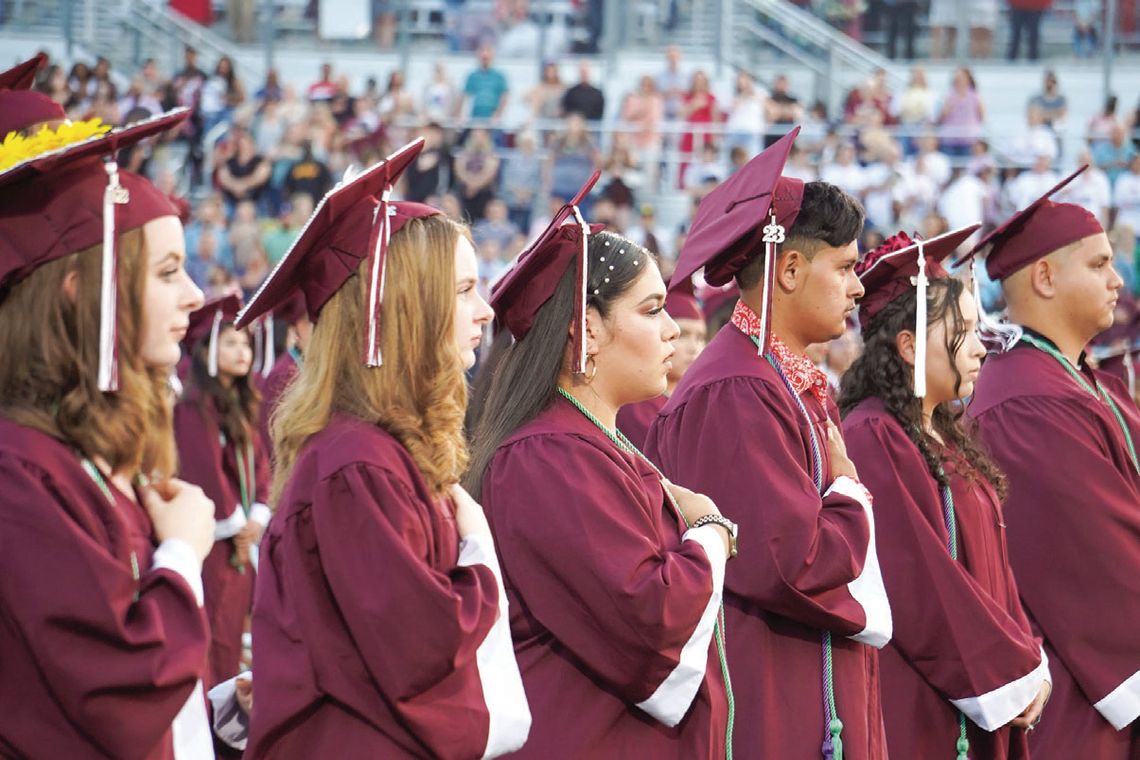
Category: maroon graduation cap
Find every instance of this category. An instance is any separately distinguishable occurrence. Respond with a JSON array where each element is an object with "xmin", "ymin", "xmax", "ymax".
[
  {"xmin": 664, "ymin": 275, "xmax": 704, "ymax": 322},
  {"xmin": 184, "ymin": 293, "xmax": 243, "ymax": 377},
  {"xmin": 235, "ymin": 139, "xmax": 438, "ymax": 368},
  {"xmin": 671, "ymin": 128, "xmax": 802, "ymax": 354},
  {"xmin": 953, "ymin": 166, "xmax": 1103, "ymax": 281},
  {"xmin": 857, "ymin": 224, "xmax": 979, "ymax": 396},
  {"xmin": 0, "ymin": 108, "xmax": 190, "ymax": 392},
  {"xmin": 490, "ymin": 171, "xmax": 602, "ymax": 375},
  {"xmin": 251, "ymin": 290, "xmax": 309, "ymax": 377},
  {"xmin": 0, "ymin": 54, "xmax": 67, "ymax": 139}
]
